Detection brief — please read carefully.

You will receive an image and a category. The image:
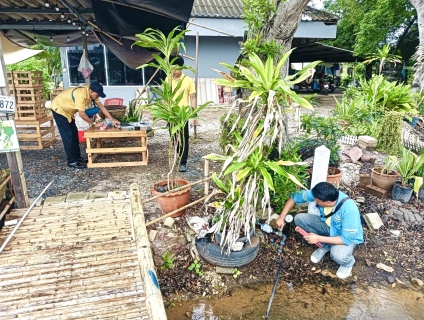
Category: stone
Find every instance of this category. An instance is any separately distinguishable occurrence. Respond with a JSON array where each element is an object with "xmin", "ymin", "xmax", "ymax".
[
  {"xmin": 163, "ymin": 217, "xmax": 175, "ymax": 228},
  {"xmin": 88, "ymin": 192, "xmax": 108, "ymax": 200},
  {"xmin": 389, "ymin": 230, "xmax": 401, "ymax": 237},
  {"xmin": 43, "ymin": 195, "xmax": 67, "ymax": 205},
  {"xmin": 364, "ymin": 184, "xmax": 387, "ymax": 199},
  {"xmin": 359, "ymin": 174, "xmax": 371, "ymax": 189},
  {"xmin": 150, "ymin": 230, "xmax": 188, "ymax": 266},
  {"xmin": 216, "ymin": 266, "xmax": 234, "ymax": 274},
  {"xmin": 107, "ymin": 191, "xmax": 127, "ymax": 199},
  {"xmin": 345, "ymin": 146, "xmax": 363, "ymax": 163},
  {"xmin": 387, "ymin": 276, "xmax": 395, "ymax": 283},
  {"xmin": 66, "ymin": 192, "xmax": 89, "ymax": 202},
  {"xmin": 360, "ymin": 155, "xmax": 377, "ymax": 164},
  {"xmin": 364, "ymin": 212, "xmax": 384, "ymax": 230},
  {"xmin": 411, "ymin": 278, "xmax": 424, "ymax": 287},
  {"xmin": 358, "ymin": 136, "xmax": 378, "ymax": 149},
  {"xmin": 356, "ymin": 197, "xmax": 365, "ymax": 203},
  {"xmin": 376, "ymin": 263, "xmax": 394, "ymax": 273},
  {"xmin": 148, "ymin": 229, "xmax": 158, "ymax": 242}
]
